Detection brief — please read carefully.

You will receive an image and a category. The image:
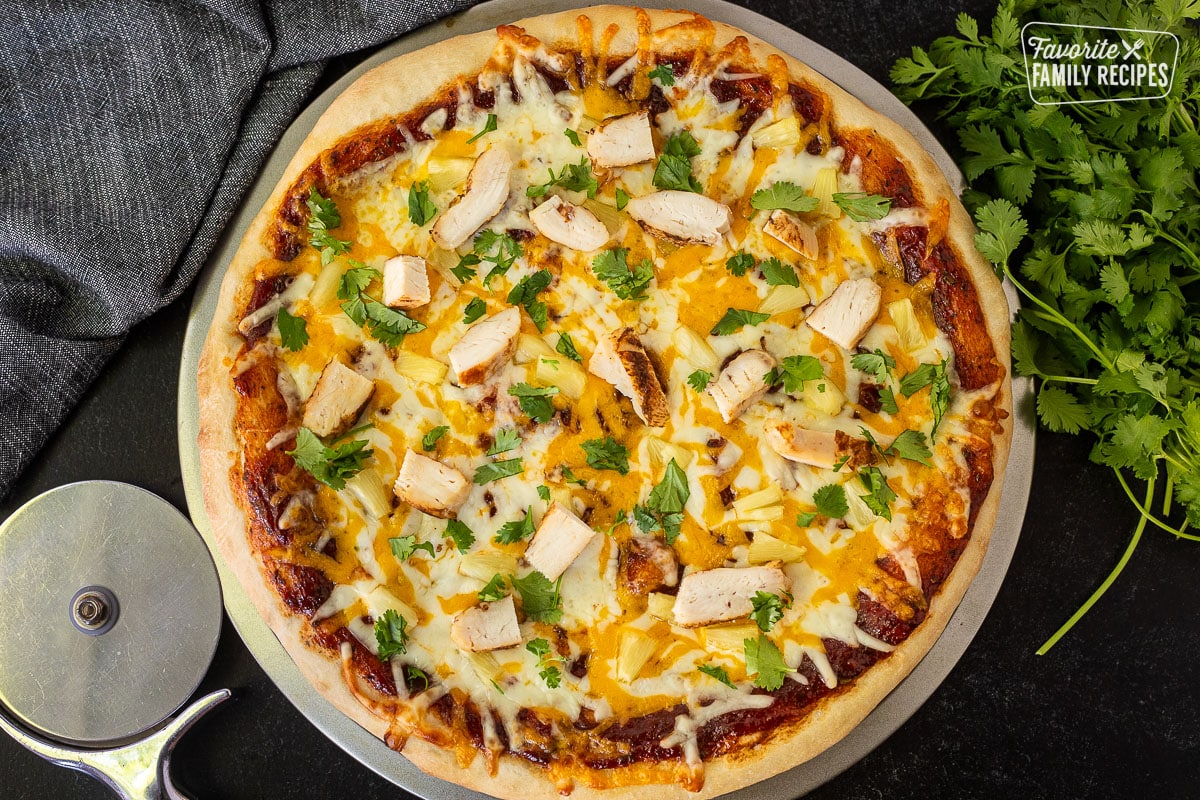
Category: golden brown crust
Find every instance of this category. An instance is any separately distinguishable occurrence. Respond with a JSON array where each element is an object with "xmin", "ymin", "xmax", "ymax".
[{"xmin": 197, "ymin": 6, "xmax": 1013, "ymax": 799}]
